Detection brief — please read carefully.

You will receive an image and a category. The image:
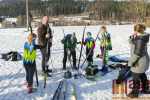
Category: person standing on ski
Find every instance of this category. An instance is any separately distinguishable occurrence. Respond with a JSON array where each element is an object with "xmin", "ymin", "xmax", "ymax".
[
  {"xmin": 126, "ymin": 24, "xmax": 149, "ymax": 98},
  {"xmin": 24, "ymin": 33, "xmax": 49, "ymax": 93},
  {"xmin": 61, "ymin": 32, "xmax": 78, "ymax": 70},
  {"xmin": 37, "ymin": 16, "xmax": 52, "ymax": 77},
  {"xmin": 83, "ymin": 32, "xmax": 95, "ymax": 67},
  {"xmin": 97, "ymin": 26, "xmax": 112, "ymax": 73}
]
